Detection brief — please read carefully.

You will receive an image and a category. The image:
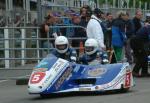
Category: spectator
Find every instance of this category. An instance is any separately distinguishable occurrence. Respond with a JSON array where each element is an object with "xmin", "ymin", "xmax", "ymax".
[
  {"xmin": 86, "ymin": 8, "xmax": 106, "ymax": 50},
  {"xmin": 124, "ymin": 12, "xmax": 135, "ymax": 64},
  {"xmin": 80, "ymin": 5, "xmax": 92, "ymax": 27},
  {"xmin": 111, "ymin": 11, "xmax": 127, "ymax": 62},
  {"xmin": 104, "ymin": 12, "xmax": 113, "ymax": 49},
  {"xmin": 71, "ymin": 13, "xmax": 87, "ymax": 56},
  {"xmin": 61, "ymin": 9, "xmax": 74, "ymax": 37},
  {"xmin": 129, "ymin": 9, "xmax": 144, "ymax": 75},
  {"xmin": 130, "ymin": 20, "xmax": 150, "ymax": 77},
  {"xmin": 39, "ymin": 13, "xmax": 55, "ymax": 54},
  {"xmin": 105, "ymin": 13, "xmax": 113, "ymax": 29},
  {"xmin": 132, "ymin": 9, "xmax": 144, "ymax": 35}
]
